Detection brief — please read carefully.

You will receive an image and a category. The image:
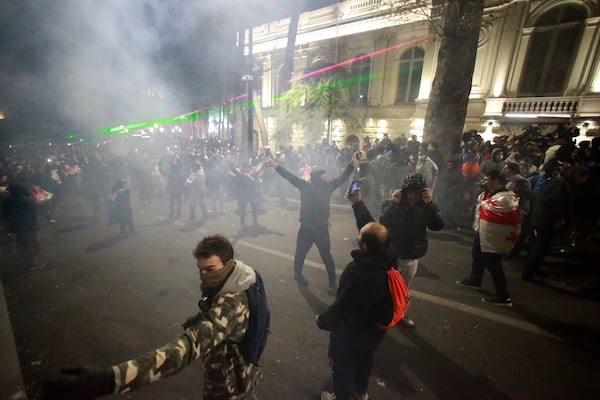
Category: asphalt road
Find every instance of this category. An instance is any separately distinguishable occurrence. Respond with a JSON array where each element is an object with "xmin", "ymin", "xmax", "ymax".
[{"xmin": 2, "ymin": 193, "xmax": 599, "ymax": 399}]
